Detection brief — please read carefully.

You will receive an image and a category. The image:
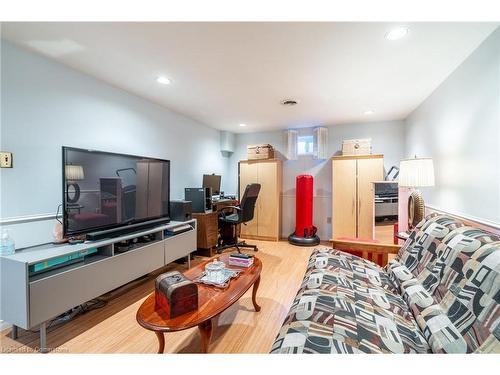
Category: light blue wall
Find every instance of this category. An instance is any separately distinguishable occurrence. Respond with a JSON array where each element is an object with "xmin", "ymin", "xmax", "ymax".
[
  {"xmin": 228, "ymin": 120, "xmax": 406, "ymax": 239},
  {"xmin": 405, "ymin": 27, "xmax": 500, "ymax": 225},
  {"xmin": 0, "ymin": 41, "xmax": 229, "ymax": 248},
  {"xmin": 2, "ymin": 25, "xmax": 498, "ymax": 250}
]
